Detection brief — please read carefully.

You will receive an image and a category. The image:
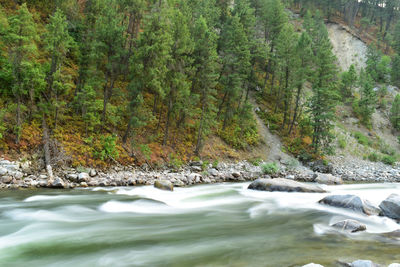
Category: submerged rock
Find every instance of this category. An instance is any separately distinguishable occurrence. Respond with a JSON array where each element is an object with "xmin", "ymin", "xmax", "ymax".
[
  {"xmin": 318, "ymin": 195, "xmax": 380, "ymax": 215},
  {"xmin": 248, "ymin": 178, "xmax": 326, "ymax": 193},
  {"xmin": 379, "ymin": 194, "xmax": 400, "ymax": 220},
  {"xmin": 350, "ymin": 260, "xmax": 380, "ymax": 267},
  {"xmin": 331, "ymin": 219, "xmax": 366, "ymax": 233},
  {"xmin": 380, "ymin": 229, "xmax": 400, "ymax": 240},
  {"xmin": 154, "ymin": 179, "xmax": 173, "ymax": 191}
]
